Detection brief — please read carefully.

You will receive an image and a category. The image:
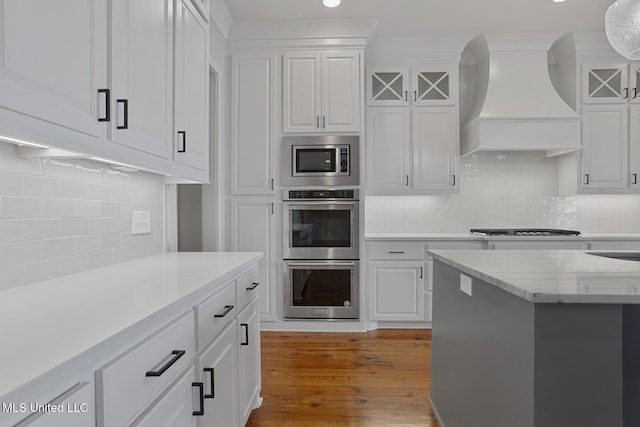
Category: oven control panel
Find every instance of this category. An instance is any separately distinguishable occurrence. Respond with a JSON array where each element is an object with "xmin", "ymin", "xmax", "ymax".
[{"xmin": 285, "ymin": 189, "xmax": 359, "ymax": 200}]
